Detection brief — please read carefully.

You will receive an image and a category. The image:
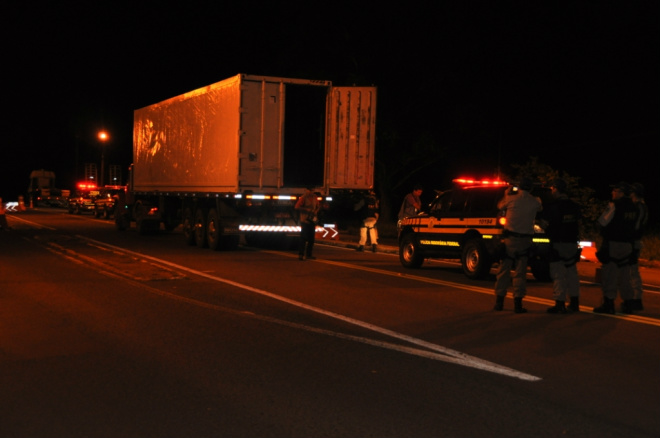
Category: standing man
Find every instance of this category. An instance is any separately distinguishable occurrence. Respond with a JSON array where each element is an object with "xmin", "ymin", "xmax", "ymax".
[
  {"xmin": 355, "ymin": 189, "xmax": 380, "ymax": 252},
  {"xmin": 398, "ymin": 184, "xmax": 423, "ymax": 221},
  {"xmin": 629, "ymin": 182, "xmax": 648, "ymax": 311},
  {"xmin": 593, "ymin": 182, "xmax": 639, "ymax": 314},
  {"xmin": 295, "ymin": 187, "xmax": 320, "ymax": 261},
  {"xmin": 493, "ymin": 178, "xmax": 543, "ymax": 313},
  {"xmin": 540, "ymin": 179, "xmax": 582, "ymax": 313}
]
